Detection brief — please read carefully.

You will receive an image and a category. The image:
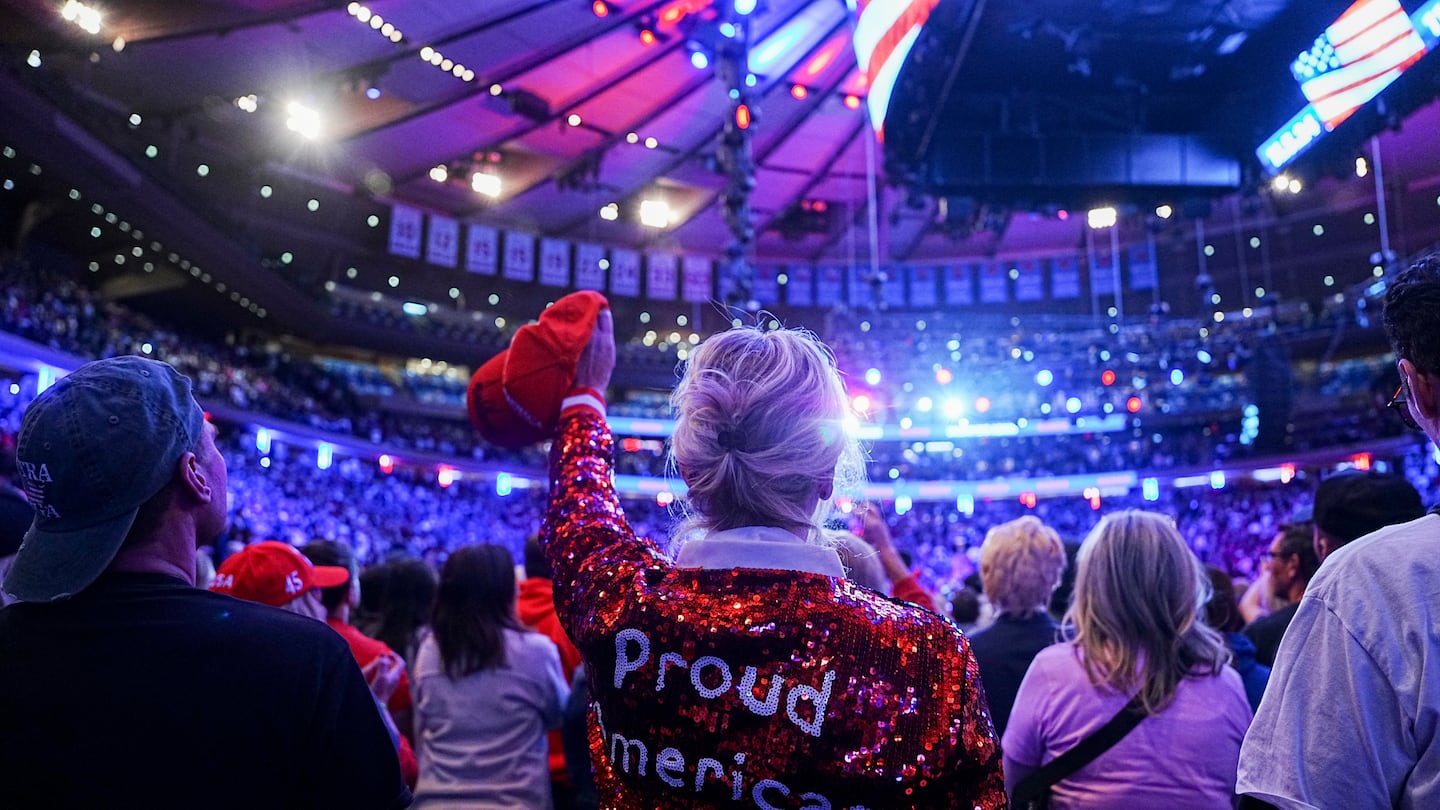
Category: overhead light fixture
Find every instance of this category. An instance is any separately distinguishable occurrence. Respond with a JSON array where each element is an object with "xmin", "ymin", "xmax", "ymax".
[
  {"xmin": 734, "ymin": 0, "xmax": 758, "ymax": 15},
  {"xmin": 690, "ymin": 50, "xmax": 709, "ymax": 69},
  {"xmin": 567, "ymin": 113, "xmax": 582, "ymax": 127},
  {"xmin": 599, "ymin": 203, "xmax": 620, "ymax": 221},
  {"xmin": 639, "ymin": 27, "xmax": 657, "ymax": 46},
  {"xmin": 1271, "ymin": 173, "xmax": 1291, "ymax": 192},
  {"xmin": 790, "ymin": 84, "xmax": 808, "ymax": 100},
  {"xmin": 429, "ymin": 165, "xmax": 449, "ymax": 182},
  {"xmin": 285, "ymin": 101, "xmax": 321, "ymax": 140},
  {"xmin": 471, "ymin": 172, "xmax": 500, "ymax": 198},
  {"xmin": 1154, "ymin": 204, "xmax": 1173, "ymax": 219},
  {"xmin": 1087, "ymin": 206, "xmax": 1117, "ymax": 229},
  {"xmin": 843, "ymin": 94, "xmax": 862, "ymax": 110},
  {"xmin": 1355, "ymin": 156, "xmax": 1369, "ymax": 177},
  {"xmin": 644, "ymin": 136, "xmax": 658, "ymax": 149},
  {"xmin": 235, "ymin": 94, "xmax": 259, "ymax": 113},
  {"xmin": 60, "ymin": 0, "xmax": 102, "ymax": 34},
  {"xmin": 592, "ymin": 0, "xmax": 610, "ymax": 17},
  {"xmin": 639, "ymin": 199, "xmax": 671, "ymax": 228}
]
